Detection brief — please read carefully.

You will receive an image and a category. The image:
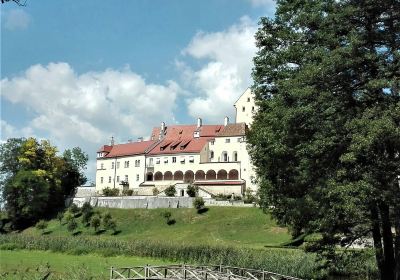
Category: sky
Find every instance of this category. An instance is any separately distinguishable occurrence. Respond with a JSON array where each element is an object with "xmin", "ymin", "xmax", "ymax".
[{"xmin": 1, "ymin": 0, "xmax": 276, "ymax": 182}]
